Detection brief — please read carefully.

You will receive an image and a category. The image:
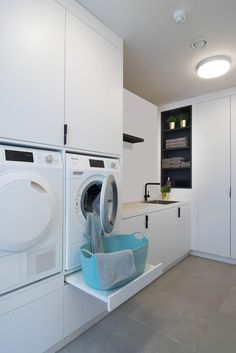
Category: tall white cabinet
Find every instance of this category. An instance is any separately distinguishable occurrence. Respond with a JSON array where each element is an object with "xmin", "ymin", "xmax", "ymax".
[
  {"xmin": 198, "ymin": 97, "xmax": 231, "ymax": 257},
  {"xmin": 0, "ymin": 0, "xmax": 65, "ymax": 146},
  {"xmin": 65, "ymin": 11, "xmax": 123, "ymax": 155},
  {"xmin": 231, "ymin": 95, "xmax": 236, "ymax": 258}
]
